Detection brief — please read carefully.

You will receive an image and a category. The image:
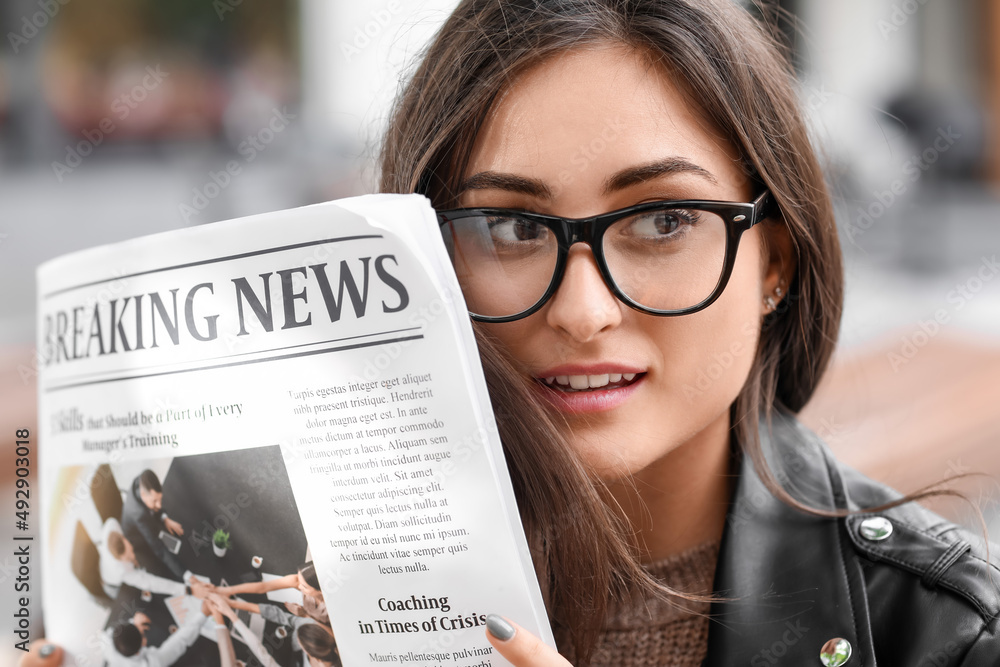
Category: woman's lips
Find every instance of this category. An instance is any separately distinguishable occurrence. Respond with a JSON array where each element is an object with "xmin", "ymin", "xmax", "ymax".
[{"xmin": 533, "ymin": 371, "xmax": 645, "ymax": 414}]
